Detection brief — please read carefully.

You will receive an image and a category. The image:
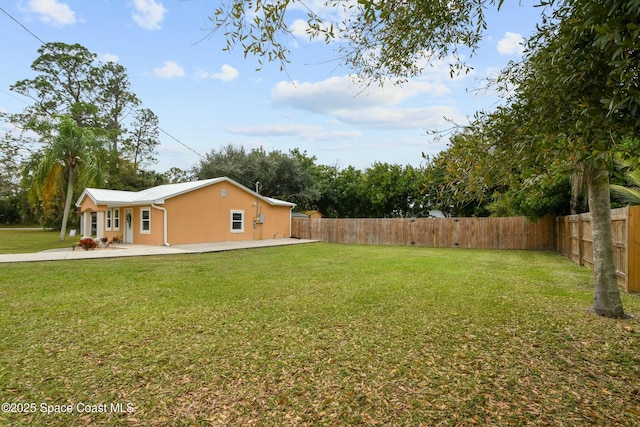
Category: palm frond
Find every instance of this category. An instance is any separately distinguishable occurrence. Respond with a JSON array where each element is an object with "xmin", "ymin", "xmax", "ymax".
[
  {"xmin": 611, "ymin": 155, "xmax": 640, "ymax": 205},
  {"xmin": 625, "ymin": 168, "xmax": 640, "ymax": 188},
  {"xmin": 32, "ymin": 149, "xmax": 62, "ymax": 198},
  {"xmin": 610, "ymin": 184, "xmax": 640, "ymax": 205}
]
